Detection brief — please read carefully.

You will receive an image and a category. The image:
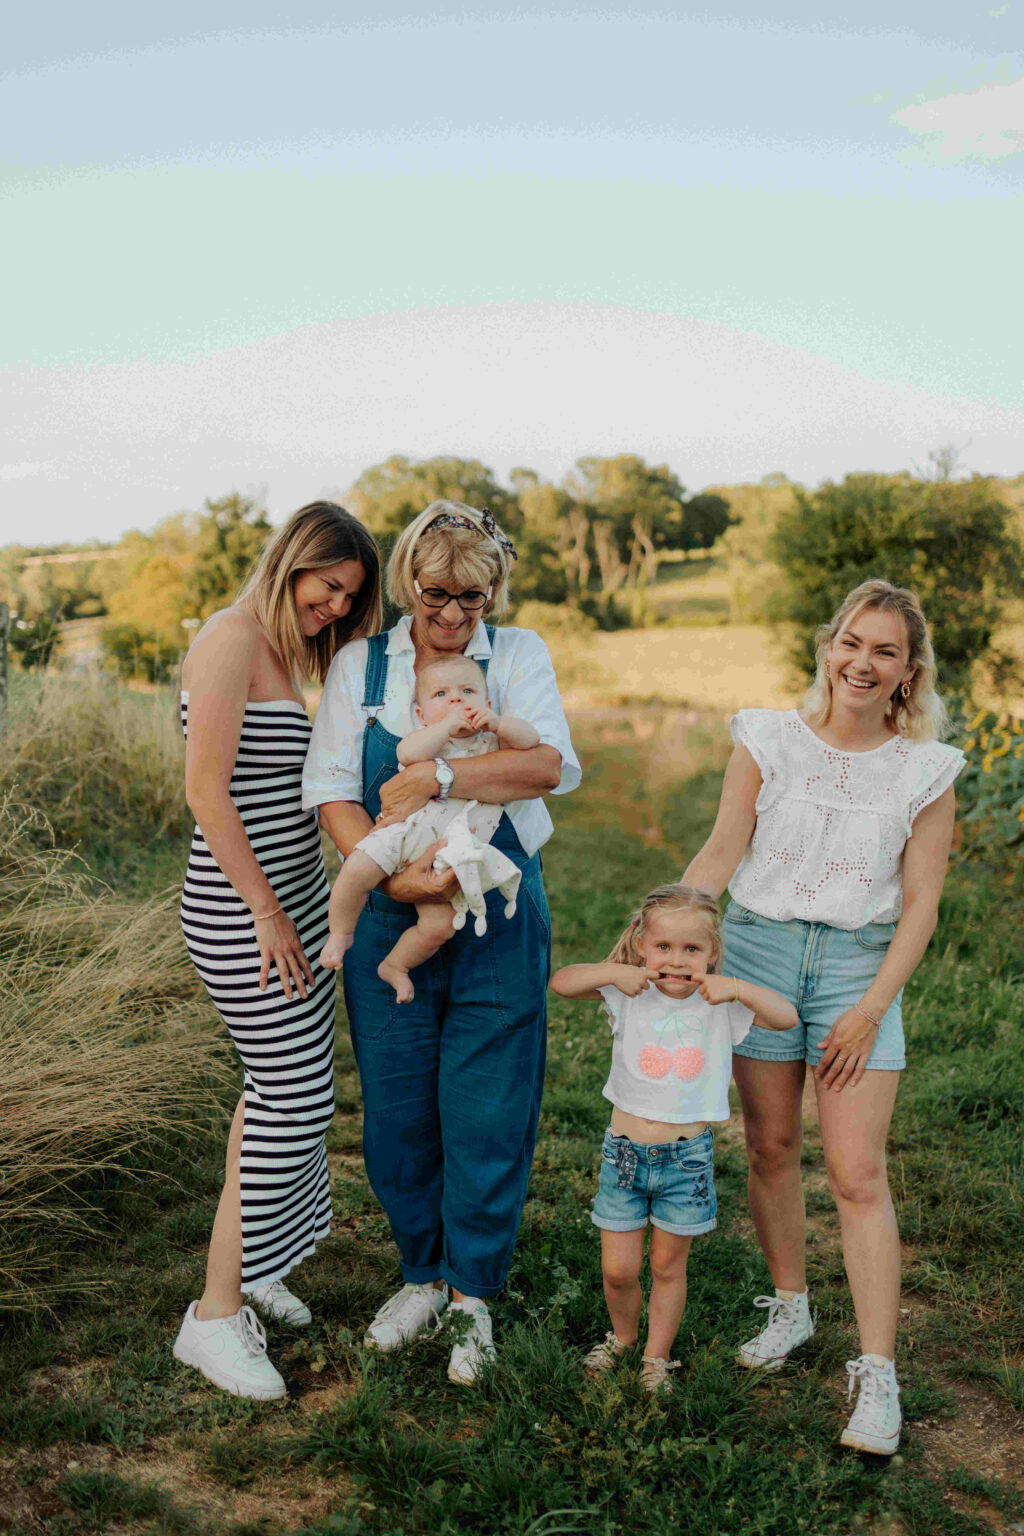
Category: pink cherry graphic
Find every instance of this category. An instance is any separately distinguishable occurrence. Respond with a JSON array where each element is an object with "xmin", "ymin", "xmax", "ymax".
[
  {"xmin": 638, "ymin": 1045, "xmax": 672, "ymax": 1078},
  {"xmin": 673, "ymin": 1047, "xmax": 705, "ymax": 1081}
]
